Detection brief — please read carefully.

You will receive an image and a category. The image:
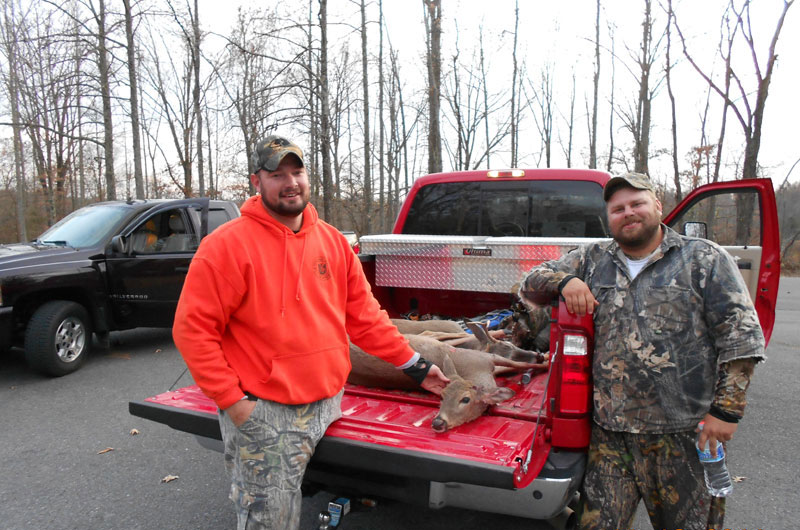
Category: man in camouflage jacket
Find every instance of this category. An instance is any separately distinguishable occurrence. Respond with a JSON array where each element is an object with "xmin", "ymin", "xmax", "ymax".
[{"xmin": 520, "ymin": 173, "xmax": 764, "ymax": 530}]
